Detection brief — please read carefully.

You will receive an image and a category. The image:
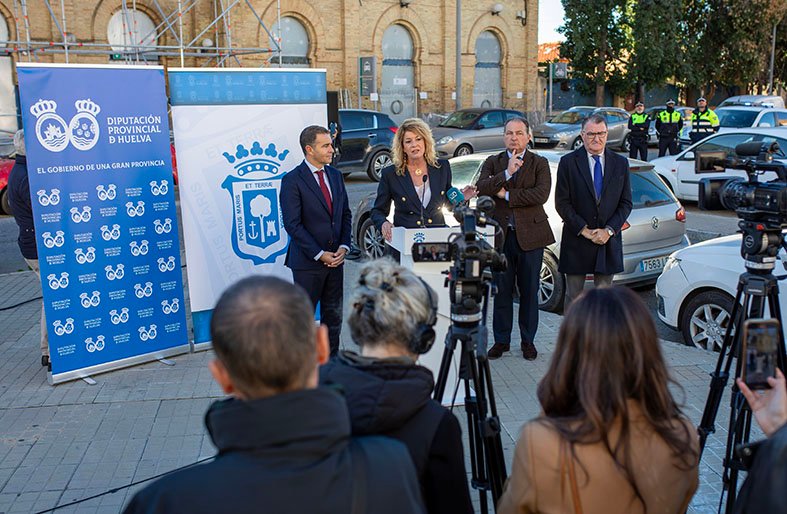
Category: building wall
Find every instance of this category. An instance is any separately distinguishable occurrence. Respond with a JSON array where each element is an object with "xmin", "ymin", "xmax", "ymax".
[{"xmin": 0, "ymin": 0, "xmax": 539, "ymax": 117}]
